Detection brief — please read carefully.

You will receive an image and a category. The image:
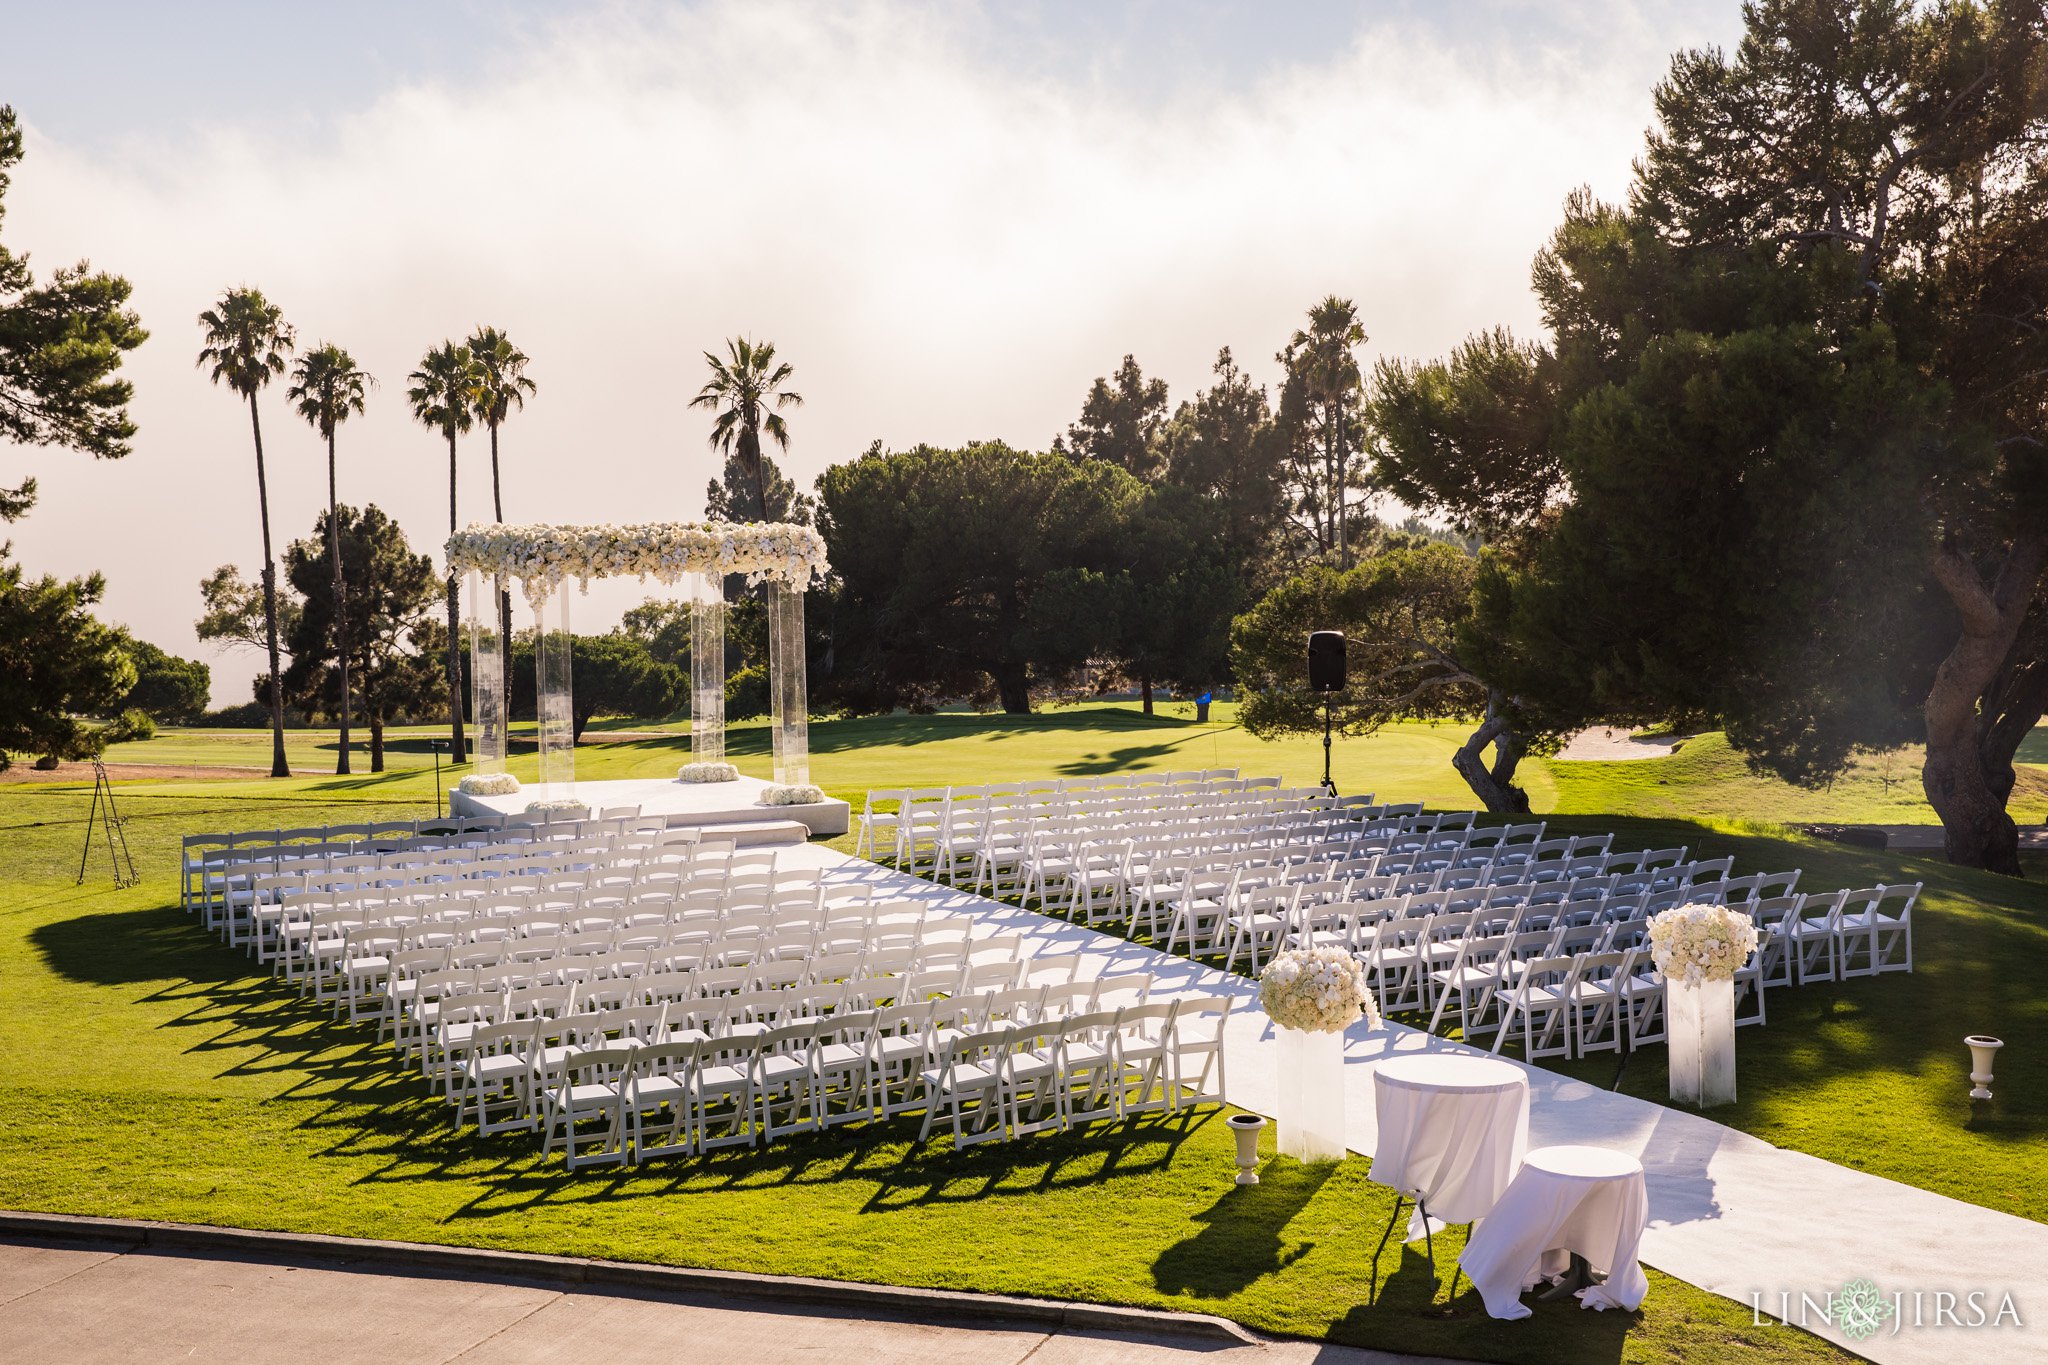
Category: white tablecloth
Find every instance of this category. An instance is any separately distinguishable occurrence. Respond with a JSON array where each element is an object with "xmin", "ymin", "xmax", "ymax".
[
  {"xmin": 1369, "ymin": 1053, "xmax": 1529, "ymax": 1239},
  {"xmin": 1458, "ymin": 1144, "xmax": 1650, "ymax": 1319}
]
